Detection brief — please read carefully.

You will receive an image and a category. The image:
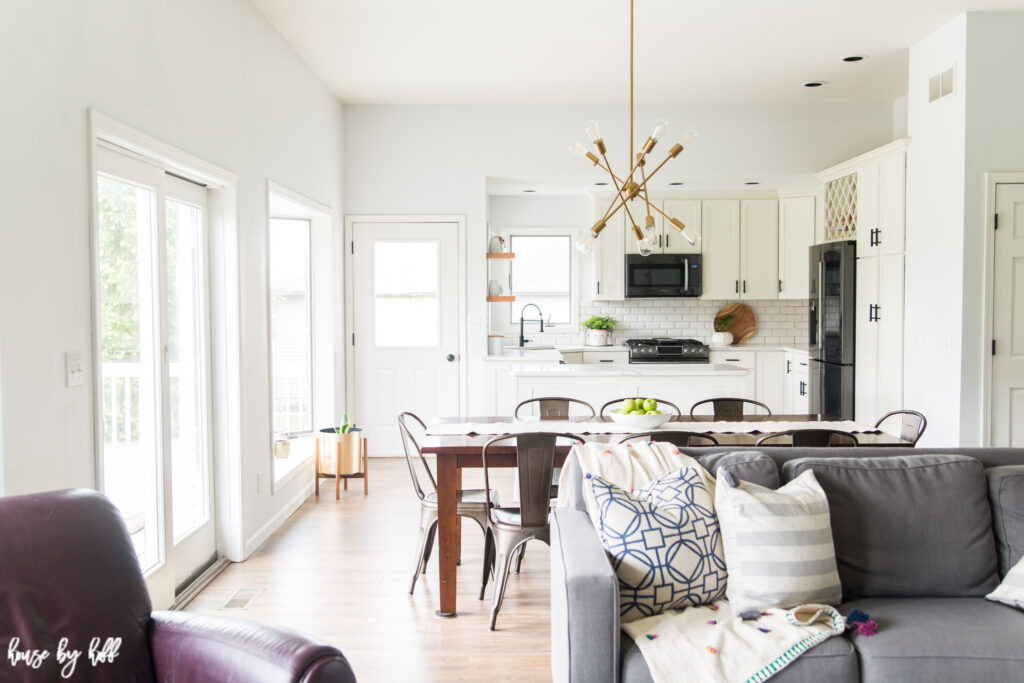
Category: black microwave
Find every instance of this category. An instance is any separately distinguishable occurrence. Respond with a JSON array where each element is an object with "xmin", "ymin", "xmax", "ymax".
[{"xmin": 625, "ymin": 253, "xmax": 702, "ymax": 298}]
